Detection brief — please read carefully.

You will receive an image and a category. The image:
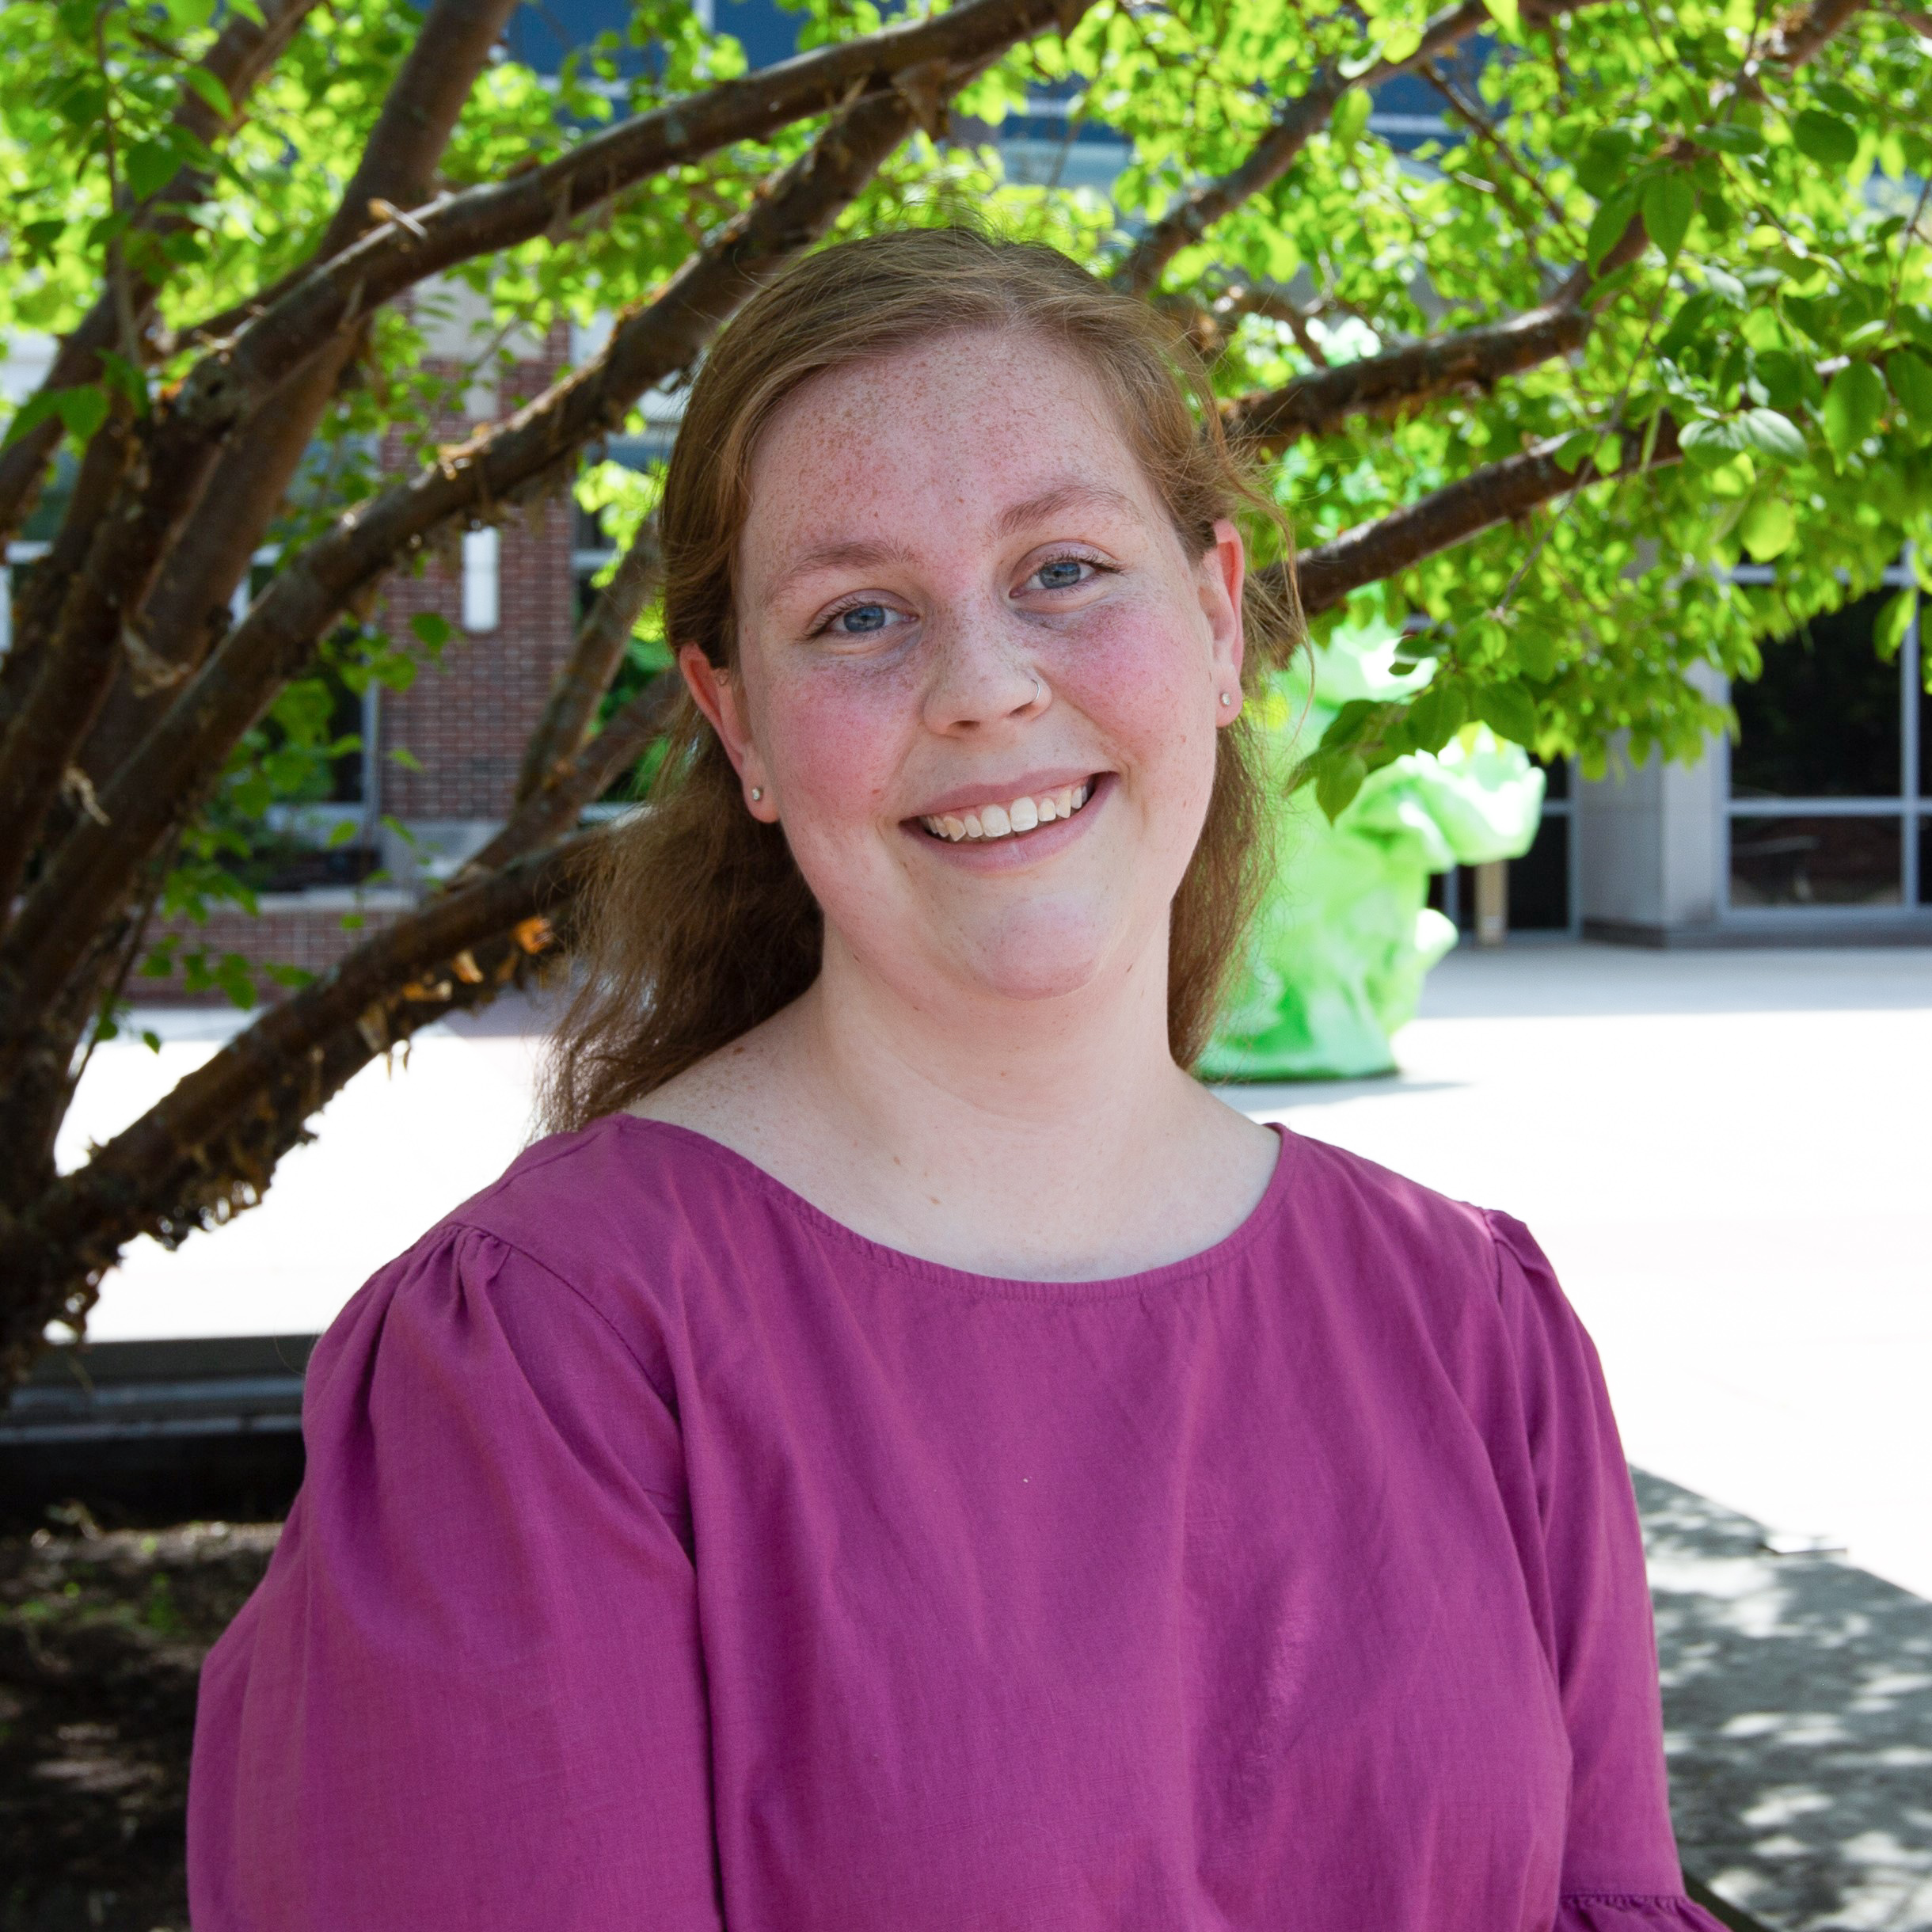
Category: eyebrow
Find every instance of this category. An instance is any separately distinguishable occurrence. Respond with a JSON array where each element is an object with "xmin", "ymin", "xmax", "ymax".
[{"xmin": 767, "ymin": 480, "xmax": 1149, "ymax": 601}]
